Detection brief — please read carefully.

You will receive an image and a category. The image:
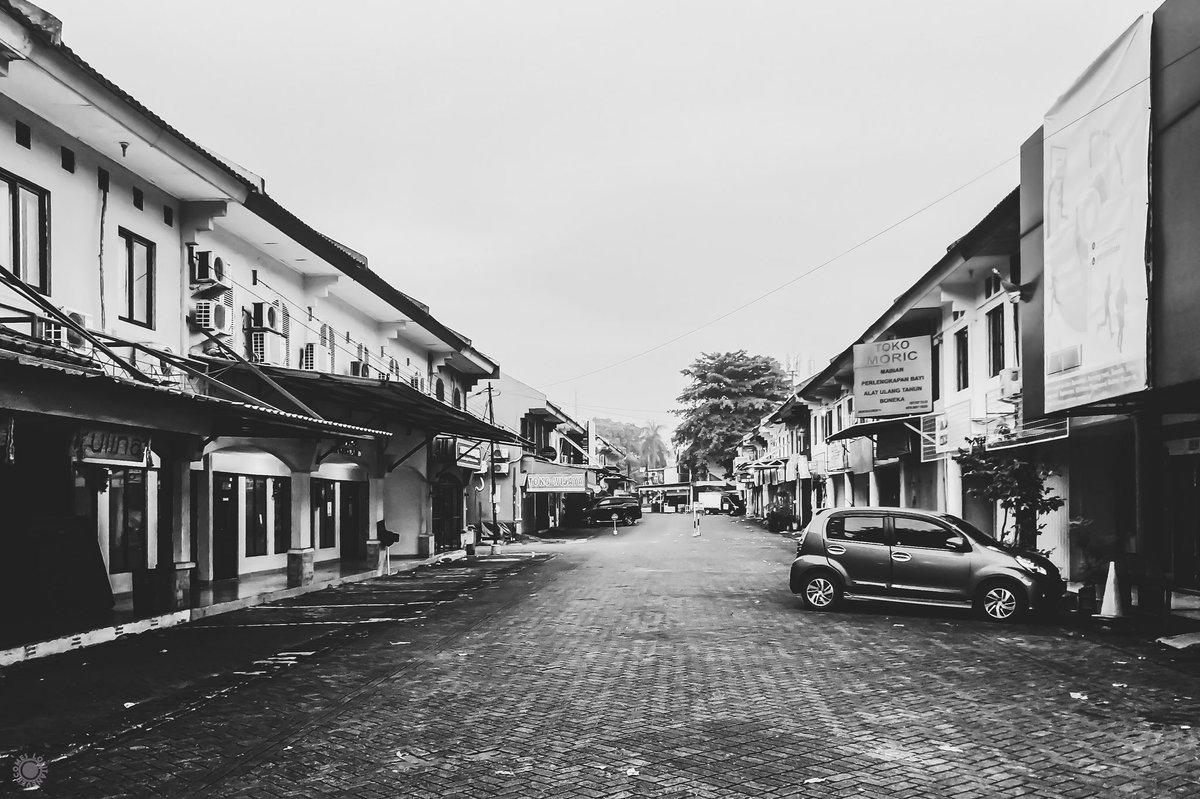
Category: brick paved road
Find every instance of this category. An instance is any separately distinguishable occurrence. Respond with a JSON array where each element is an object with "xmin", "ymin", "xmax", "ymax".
[{"xmin": 5, "ymin": 513, "xmax": 1200, "ymax": 797}]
